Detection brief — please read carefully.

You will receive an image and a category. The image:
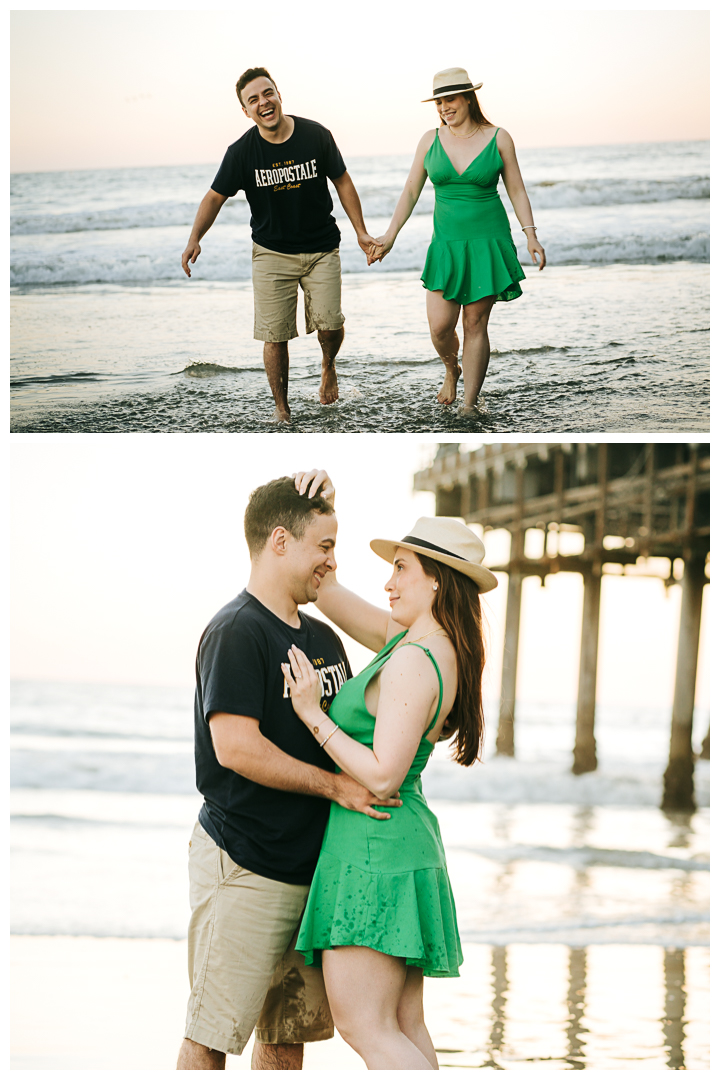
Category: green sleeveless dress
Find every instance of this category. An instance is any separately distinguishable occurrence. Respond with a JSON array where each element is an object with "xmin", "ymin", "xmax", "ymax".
[
  {"xmin": 296, "ymin": 632, "xmax": 463, "ymax": 978},
  {"xmin": 421, "ymin": 128, "xmax": 525, "ymax": 305}
]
